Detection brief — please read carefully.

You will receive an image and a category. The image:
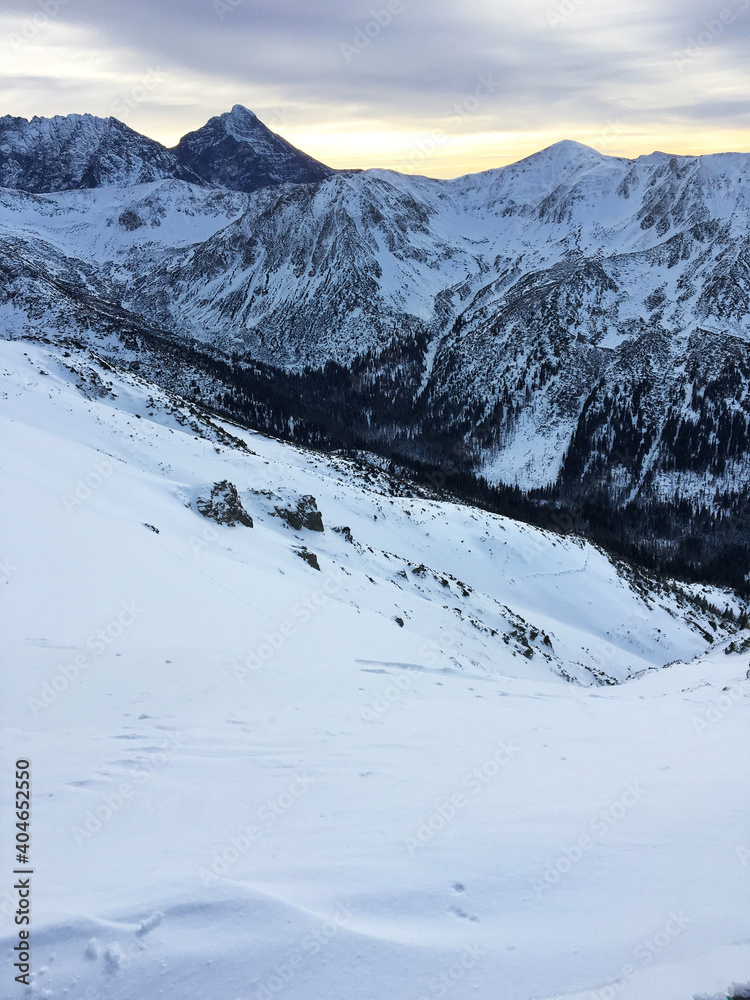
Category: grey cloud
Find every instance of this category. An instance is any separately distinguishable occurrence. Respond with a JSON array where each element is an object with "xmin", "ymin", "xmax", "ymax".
[{"xmin": 1, "ymin": 0, "xmax": 748, "ymax": 161}]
